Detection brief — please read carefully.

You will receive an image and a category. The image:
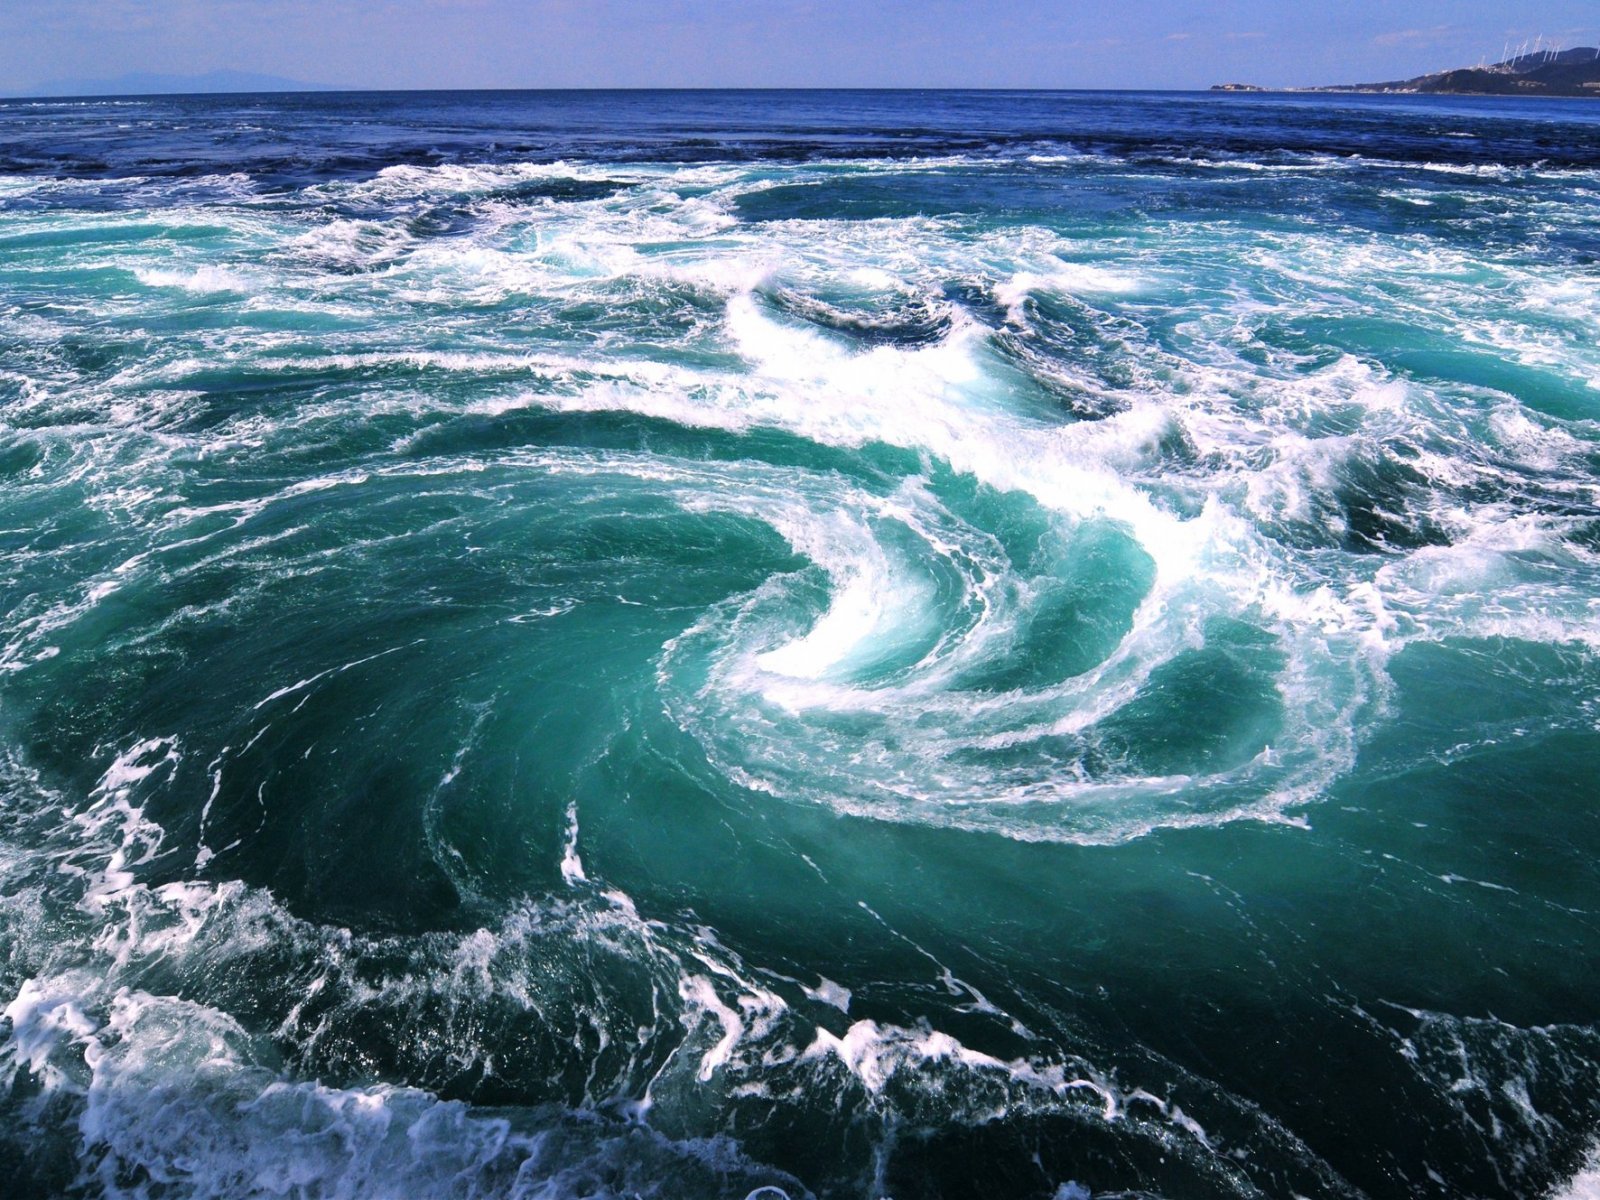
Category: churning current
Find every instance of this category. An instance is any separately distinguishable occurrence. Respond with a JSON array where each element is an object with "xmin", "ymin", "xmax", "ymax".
[{"xmin": 2, "ymin": 89, "xmax": 1600, "ymax": 1200}]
